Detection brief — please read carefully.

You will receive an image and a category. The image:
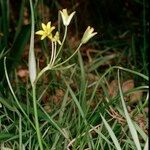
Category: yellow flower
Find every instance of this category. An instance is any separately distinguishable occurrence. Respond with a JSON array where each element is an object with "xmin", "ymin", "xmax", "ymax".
[
  {"xmin": 60, "ymin": 9, "xmax": 75, "ymax": 26},
  {"xmin": 52, "ymin": 31, "xmax": 61, "ymax": 45},
  {"xmin": 35, "ymin": 22, "xmax": 55, "ymax": 40},
  {"xmin": 81, "ymin": 26, "xmax": 97, "ymax": 44}
]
